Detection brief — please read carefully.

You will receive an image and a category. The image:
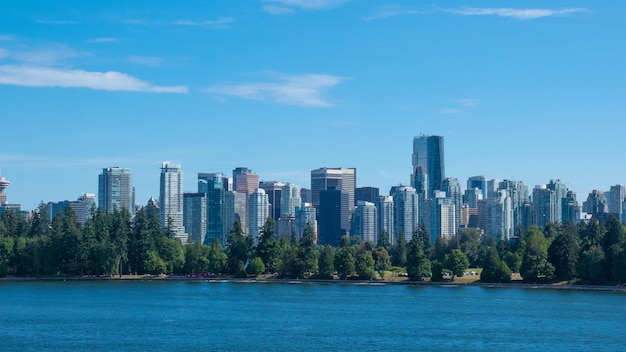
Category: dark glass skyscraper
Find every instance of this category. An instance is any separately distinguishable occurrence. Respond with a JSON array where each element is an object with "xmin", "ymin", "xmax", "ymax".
[{"xmin": 411, "ymin": 135, "xmax": 445, "ymax": 199}]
